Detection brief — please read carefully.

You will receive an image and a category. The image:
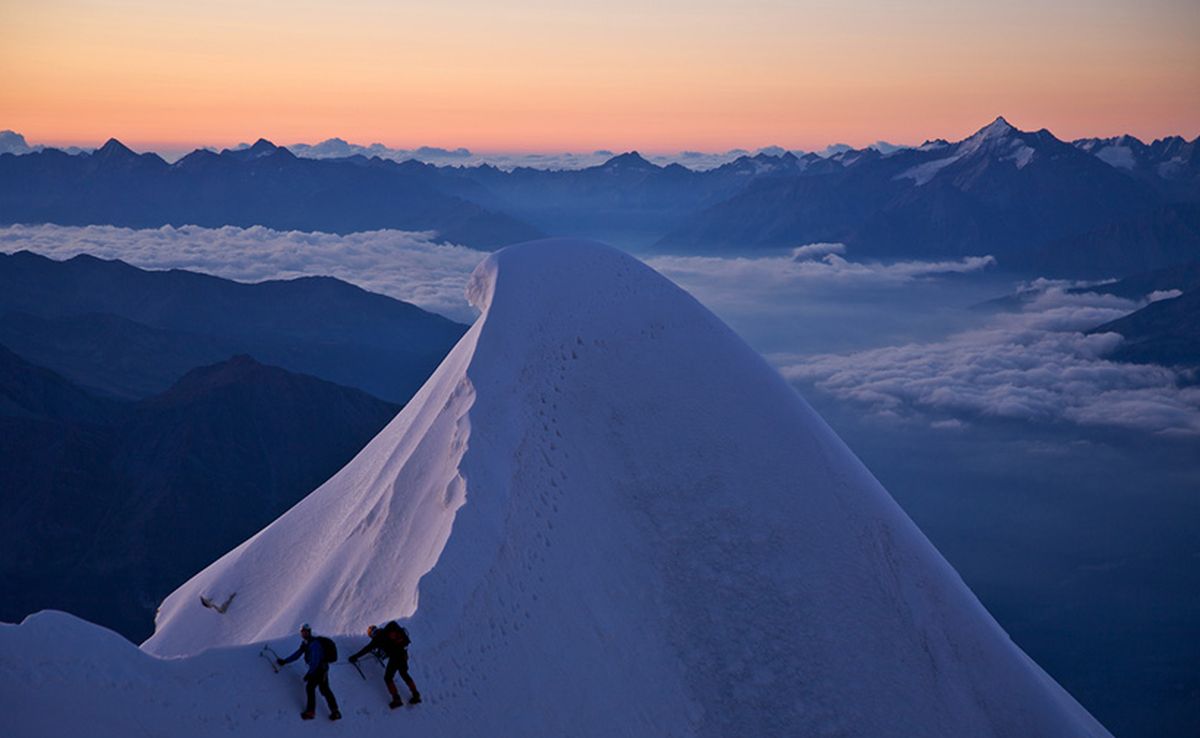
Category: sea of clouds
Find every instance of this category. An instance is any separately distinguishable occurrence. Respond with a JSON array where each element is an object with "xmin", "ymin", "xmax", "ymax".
[
  {"xmin": 0, "ymin": 225, "xmax": 994, "ymax": 322},
  {"xmin": 0, "ymin": 224, "xmax": 487, "ymax": 322},
  {"xmin": 779, "ymin": 283, "xmax": 1199, "ymax": 436},
  {"xmin": 2, "ymin": 223, "xmax": 1194, "ymax": 435},
  {"xmin": 648, "ymin": 243, "xmax": 996, "ymax": 293}
]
